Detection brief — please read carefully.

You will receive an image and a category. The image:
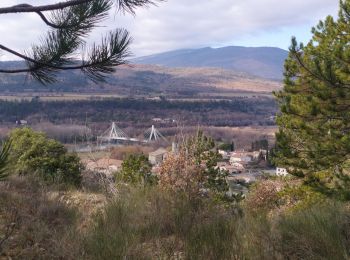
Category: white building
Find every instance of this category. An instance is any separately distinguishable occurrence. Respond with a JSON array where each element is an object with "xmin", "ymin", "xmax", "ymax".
[
  {"xmin": 149, "ymin": 148, "xmax": 168, "ymax": 165},
  {"xmin": 231, "ymin": 162, "xmax": 245, "ymax": 171},
  {"xmin": 229, "ymin": 155, "xmax": 252, "ymax": 165},
  {"xmin": 218, "ymin": 150, "xmax": 229, "ymax": 159},
  {"xmin": 16, "ymin": 120, "xmax": 28, "ymax": 126},
  {"xmin": 216, "ymin": 162, "xmax": 245, "ymax": 175},
  {"xmin": 276, "ymin": 167, "xmax": 289, "ymax": 176}
]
